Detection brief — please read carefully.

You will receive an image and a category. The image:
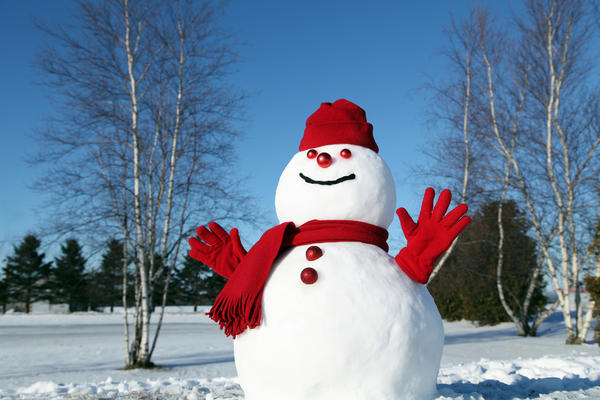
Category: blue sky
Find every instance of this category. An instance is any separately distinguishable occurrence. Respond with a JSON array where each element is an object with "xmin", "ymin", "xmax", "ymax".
[{"xmin": 0, "ymin": 0, "xmax": 515, "ymax": 262}]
